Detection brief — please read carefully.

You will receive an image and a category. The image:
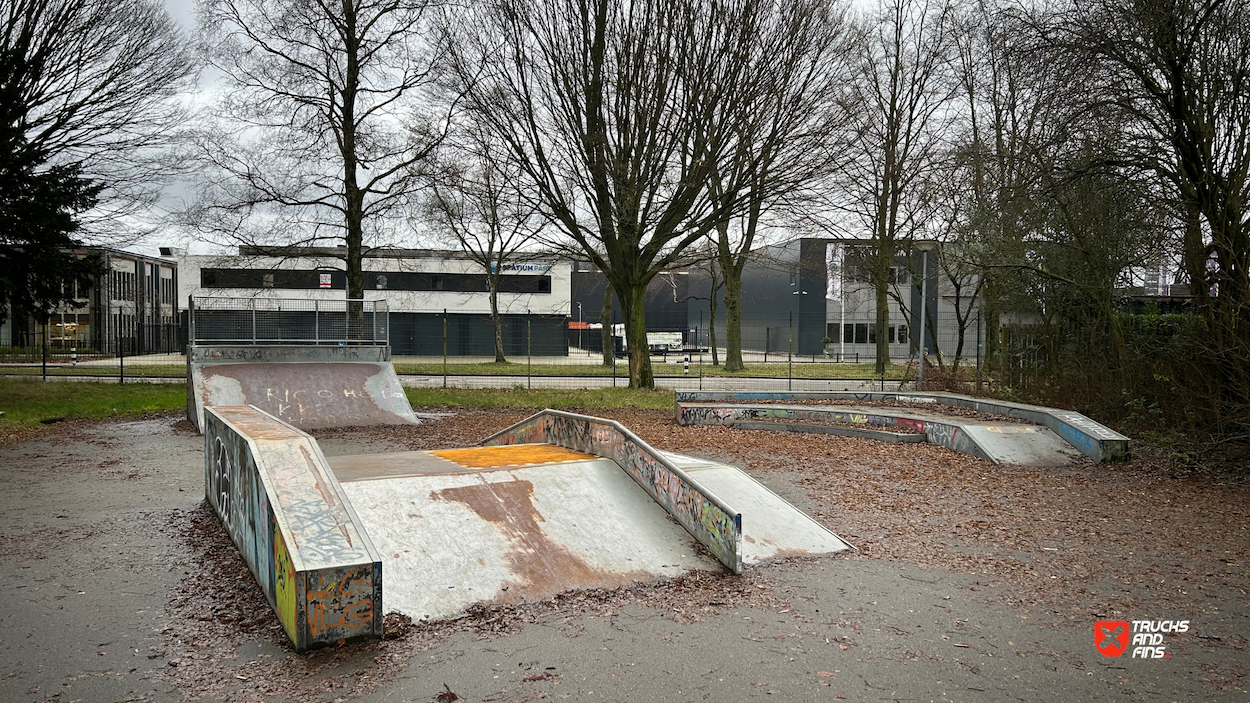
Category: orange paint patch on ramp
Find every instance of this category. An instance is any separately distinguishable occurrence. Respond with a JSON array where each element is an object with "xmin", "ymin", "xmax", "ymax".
[{"xmin": 431, "ymin": 443, "xmax": 596, "ymax": 469}]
